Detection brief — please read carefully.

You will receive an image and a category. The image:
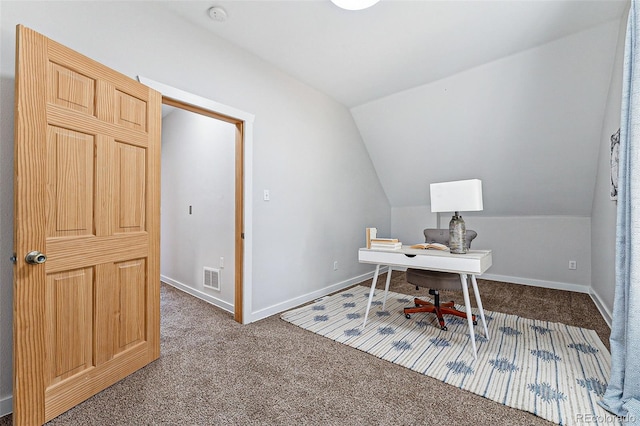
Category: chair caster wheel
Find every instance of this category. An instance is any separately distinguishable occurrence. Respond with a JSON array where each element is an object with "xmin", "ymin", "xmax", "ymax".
[
  {"xmin": 473, "ymin": 320, "xmax": 478, "ymax": 325},
  {"xmin": 405, "ymin": 314, "xmax": 411, "ymax": 319}
]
